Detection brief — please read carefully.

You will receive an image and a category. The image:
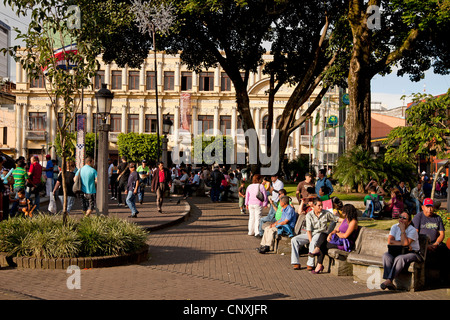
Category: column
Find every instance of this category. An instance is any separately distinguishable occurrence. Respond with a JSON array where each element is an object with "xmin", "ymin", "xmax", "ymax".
[
  {"xmin": 174, "ymin": 62, "xmax": 180, "ymax": 91},
  {"xmin": 16, "ymin": 61, "xmax": 22, "ymax": 83},
  {"xmin": 105, "ymin": 64, "xmax": 111, "ymax": 88},
  {"xmin": 21, "ymin": 103, "xmax": 28, "ymax": 157},
  {"xmin": 16, "ymin": 103, "xmax": 22, "ymax": 157},
  {"xmin": 96, "ymin": 122, "xmax": 110, "ymax": 216},
  {"xmin": 139, "ymin": 105, "xmax": 145, "ymax": 134},
  {"xmin": 192, "ymin": 105, "xmax": 198, "ymax": 136},
  {"xmin": 213, "ymin": 105, "xmax": 219, "ymax": 136},
  {"xmin": 192, "ymin": 71, "xmax": 198, "ymax": 93},
  {"xmin": 231, "ymin": 105, "xmax": 237, "ymax": 142},
  {"xmin": 122, "ymin": 65, "xmax": 128, "ymax": 91},
  {"xmin": 254, "ymin": 106, "xmax": 261, "ymax": 138},
  {"xmin": 214, "ymin": 66, "xmax": 220, "ymax": 92},
  {"xmin": 157, "ymin": 61, "xmax": 163, "ymax": 91},
  {"xmin": 86, "ymin": 104, "xmax": 92, "ymax": 133},
  {"xmin": 121, "ymin": 105, "xmax": 127, "ymax": 133},
  {"xmin": 174, "ymin": 105, "xmax": 180, "ymax": 139},
  {"xmin": 139, "ymin": 62, "xmax": 146, "ymax": 91},
  {"xmin": 46, "ymin": 104, "xmax": 52, "ymax": 156}
]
